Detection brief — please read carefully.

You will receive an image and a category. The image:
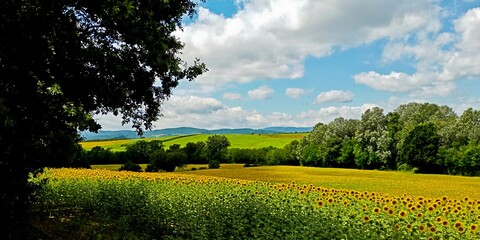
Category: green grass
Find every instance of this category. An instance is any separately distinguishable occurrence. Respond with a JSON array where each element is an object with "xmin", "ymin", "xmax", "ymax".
[{"xmin": 81, "ymin": 133, "xmax": 307, "ymax": 151}]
